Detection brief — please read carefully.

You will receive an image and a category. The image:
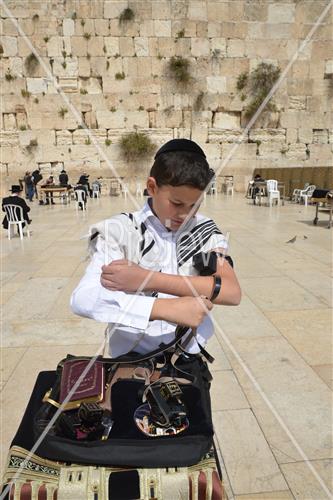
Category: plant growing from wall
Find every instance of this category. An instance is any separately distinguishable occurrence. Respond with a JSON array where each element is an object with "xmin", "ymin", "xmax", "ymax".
[
  {"xmin": 71, "ymin": 12, "xmax": 77, "ymax": 20},
  {"xmin": 115, "ymin": 71, "xmax": 125, "ymax": 80},
  {"xmin": 19, "ymin": 125, "xmax": 27, "ymax": 130},
  {"xmin": 119, "ymin": 7, "xmax": 135, "ymax": 23},
  {"xmin": 0, "ymin": 44, "xmax": 3, "ymax": 56},
  {"xmin": 83, "ymin": 32, "xmax": 91, "ymax": 40},
  {"xmin": 25, "ymin": 139, "xmax": 38, "ymax": 154},
  {"xmin": 25, "ymin": 53, "xmax": 39, "ymax": 75},
  {"xmin": 85, "ymin": 138, "xmax": 91, "ymax": 145},
  {"xmin": 176, "ymin": 29, "xmax": 185, "ymax": 39},
  {"xmin": 43, "ymin": 36, "xmax": 49, "ymax": 43},
  {"xmin": 105, "ymin": 139, "xmax": 112, "ymax": 146},
  {"xmin": 120, "ymin": 131, "xmax": 156, "ymax": 160},
  {"xmin": 80, "ymin": 88, "xmax": 88, "ymax": 94},
  {"xmin": 193, "ymin": 91, "xmax": 204, "ymax": 111},
  {"xmin": 167, "ymin": 56, "xmax": 191, "ymax": 85},
  {"xmin": 236, "ymin": 63, "xmax": 280, "ymax": 119},
  {"xmin": 5, "ymin": 69, "xmax": 16, "ymax": 81},
  {"xmin": 58, "ymin": 107, "xmax": 68, "ymax": 118}
]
